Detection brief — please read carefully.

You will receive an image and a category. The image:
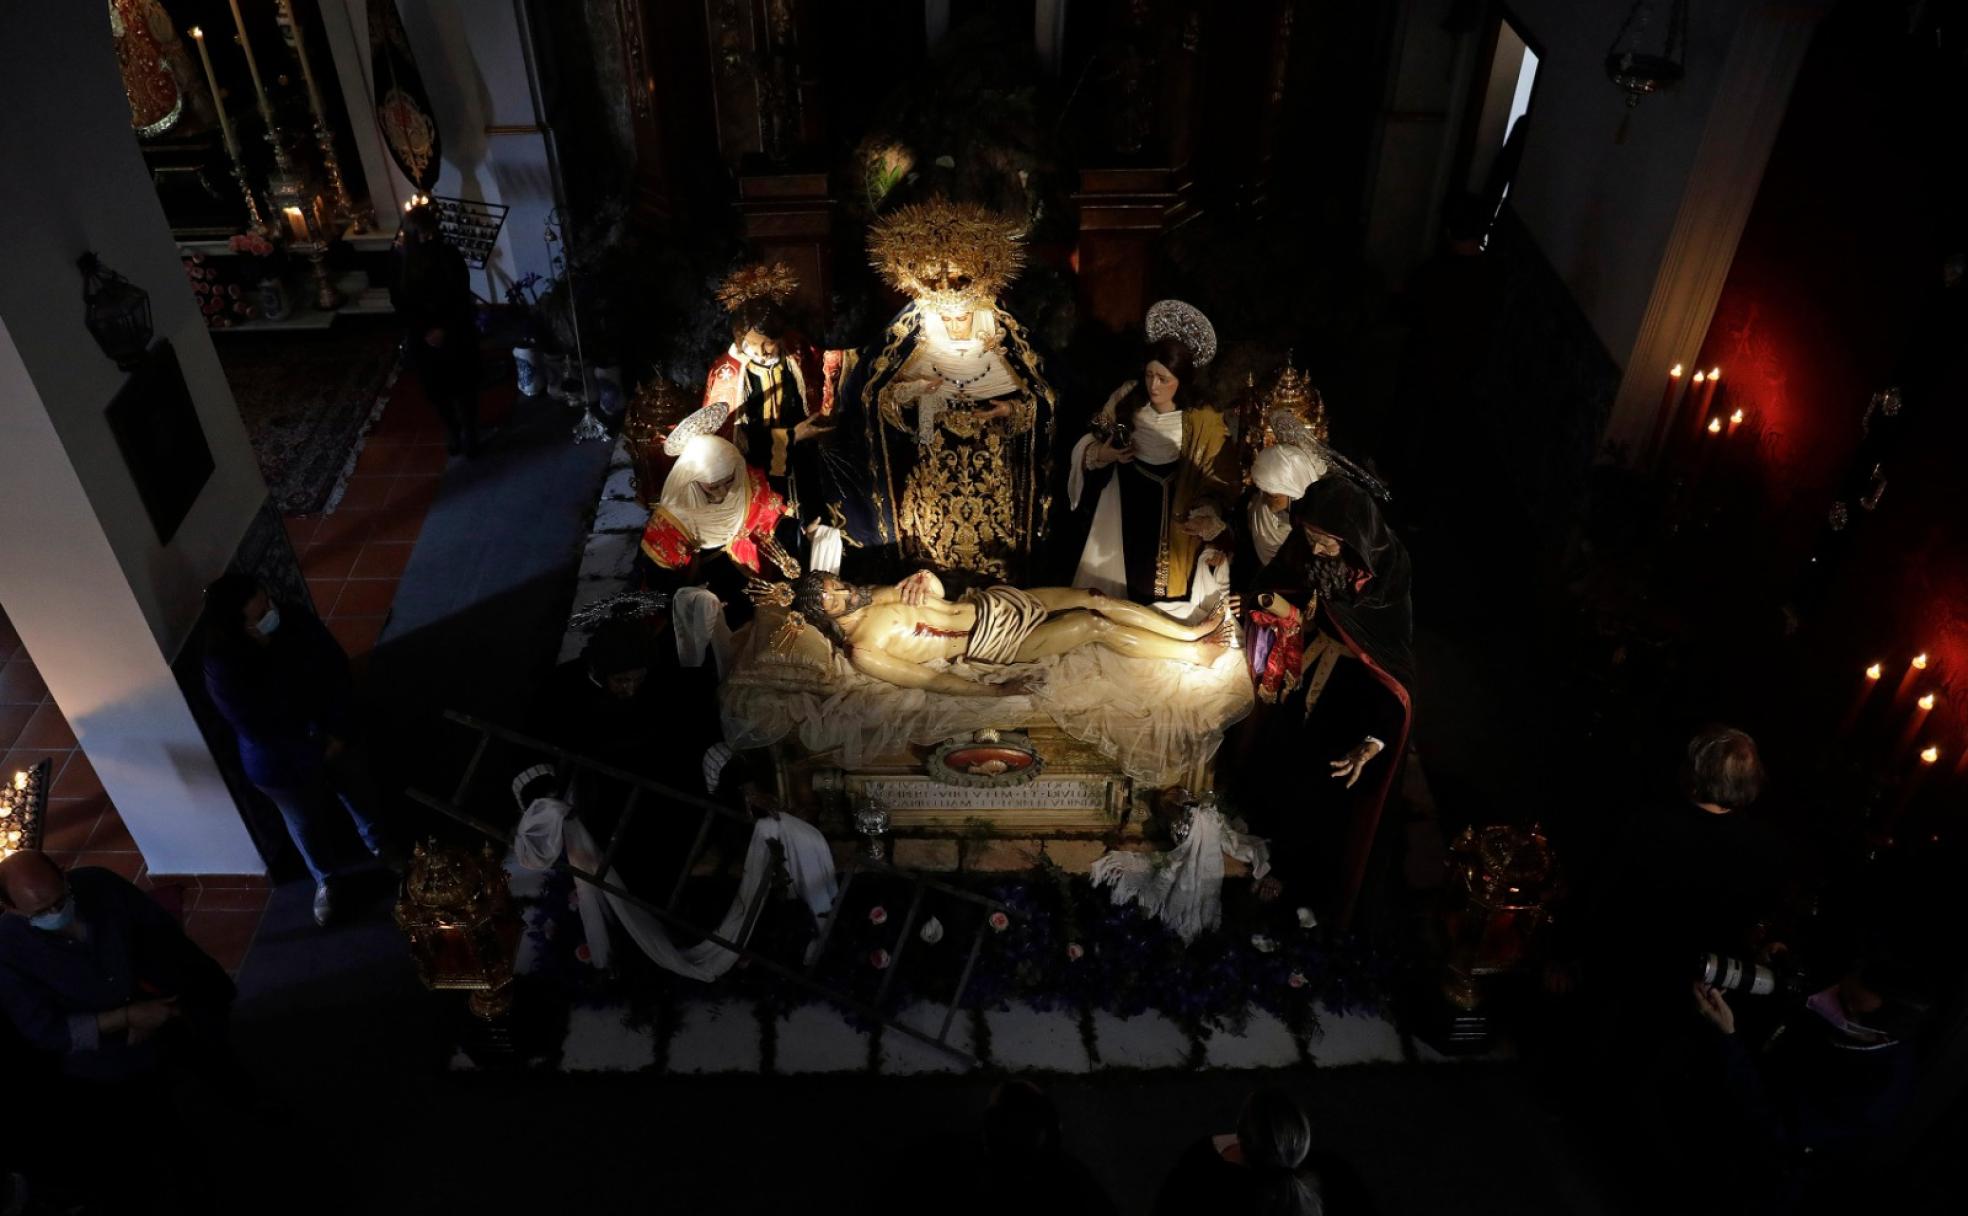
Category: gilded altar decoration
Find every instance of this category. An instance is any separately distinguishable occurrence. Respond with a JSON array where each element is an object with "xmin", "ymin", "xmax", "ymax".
[
  {"xmin": 1240, "ymin": 355, "xmax": 1331, "ymax": 481},
  {"xmin": 624, "ymin": 378, "xmax": 696, "ymax": 504},
  {"xmin": 841, "ymin": 198, "xmax": 1055, "ymax": 580},
  {"xmin": 926, "ymin": 730, "xmax": 1045, "ymax": 788},
  {"xmin": 110, "ymin": 0, "xmax": 184, "ymax": 137},
  {"xmin": 394, "ymin": 841, "xmax": 522, "ymax": 1019}
]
